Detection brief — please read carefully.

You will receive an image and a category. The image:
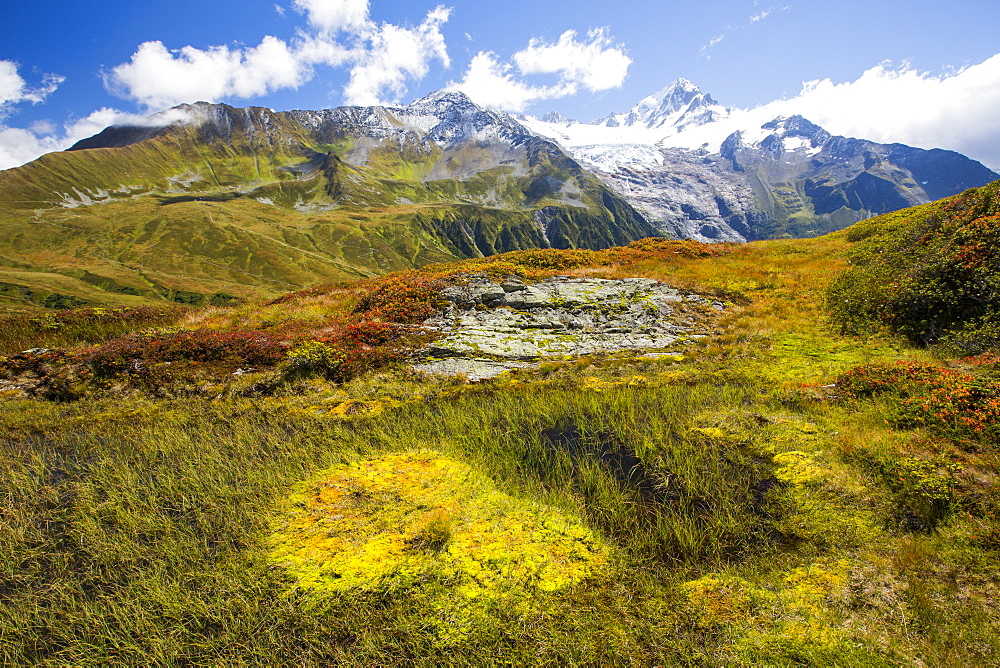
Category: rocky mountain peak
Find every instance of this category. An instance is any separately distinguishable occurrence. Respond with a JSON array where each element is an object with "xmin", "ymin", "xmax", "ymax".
[
  {"xmin": 641, "ymin": 79, "xmax": 710, "ymax": 116},
  {"xmin": 541, "ymin": 111, "xmax": 575, "ymax": 124},
  {"xmin": 393, "ymin": 89, "xmax": 533, "ymax": 147},
  {"xmin": 594, "ymin": 79, "xmax": 725, "ymax": 131},
  {"xmin": 408, "ymin": 89, "xmax": 478, "ymax": 113},
  {"xmin": 761, "ymin": 115, "xmax": 831, "ymax": 147}
]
